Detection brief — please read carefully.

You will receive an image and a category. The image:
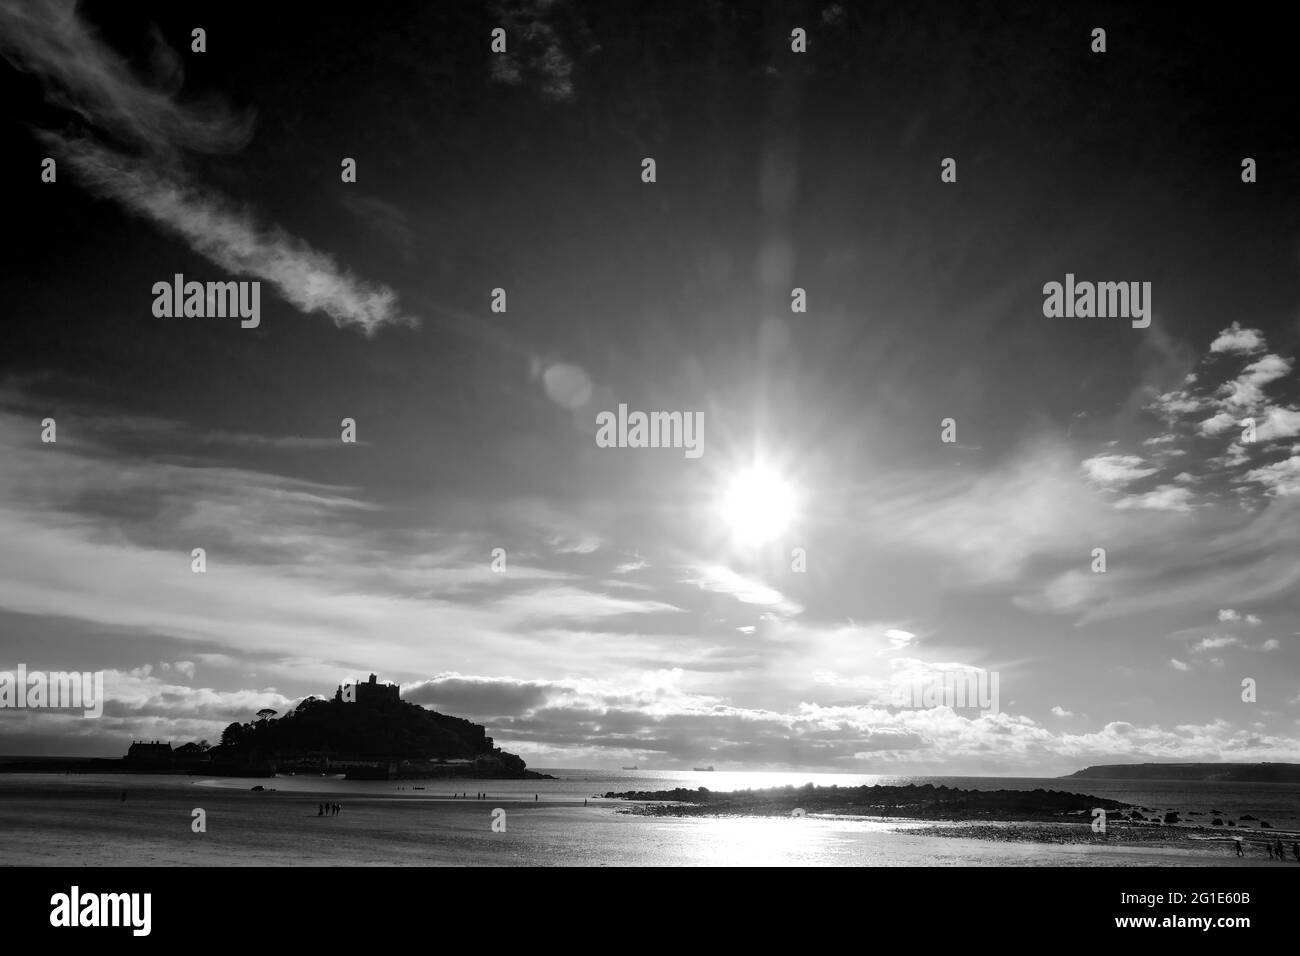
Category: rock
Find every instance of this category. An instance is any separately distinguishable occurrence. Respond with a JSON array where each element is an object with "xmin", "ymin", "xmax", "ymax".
[
  {"xmin": 1163, "ymin": 811, "xmax": 1181, "ymax": 824},
  {"xmin": 1241, "ymin": 814, "xmax": 1258, "ymax": 821},
  {"xmin": 1261, "ymin": 821, "xmax": 1272, "ymax": 828},
  {"xmin": 1212, "ymin": 818, "xmax": 1224, "ymax": 826}
]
